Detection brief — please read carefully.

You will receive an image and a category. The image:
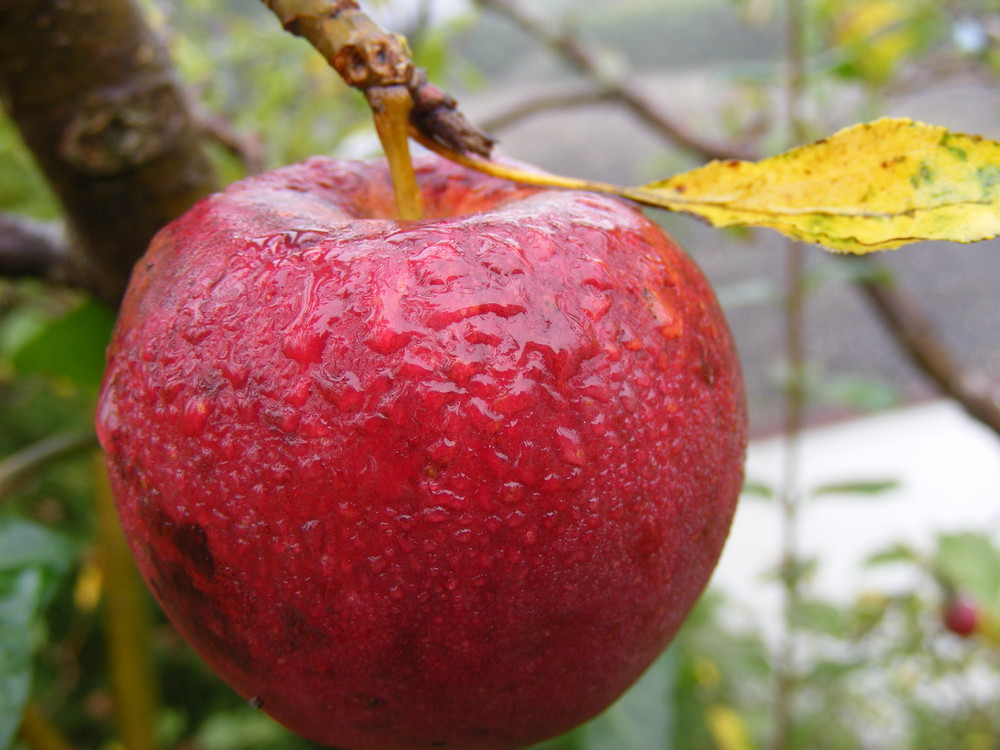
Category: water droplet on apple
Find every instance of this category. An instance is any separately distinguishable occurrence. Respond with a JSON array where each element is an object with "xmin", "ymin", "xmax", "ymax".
[
  {"xmin": 554, "ymin": 427, "xmax": 586, "ymax": 467},
  {"xmin": 316, "ymin": 370, "xmax": 364, "ymax": 412},
  {"xmin": 506, "ymin": 511, "xmax": 527, "ymax": 529},
  {"xmin": 282, "ymin": 329, "xmax": 329, "ymax": 365},
  {"xmin": 181, "ymin": 399, "xmax": 212, "ymax": 436},
  {"xmin": 283, "ymin": 379, "xmax": 312, "ymax": 407},
  {"xmin": 498, "ymin": 481, "xmax": 526, "ymax": 505},
  {"xmin": 423, "ymin": 507, "xmax": 449, "ymax": 524}
]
